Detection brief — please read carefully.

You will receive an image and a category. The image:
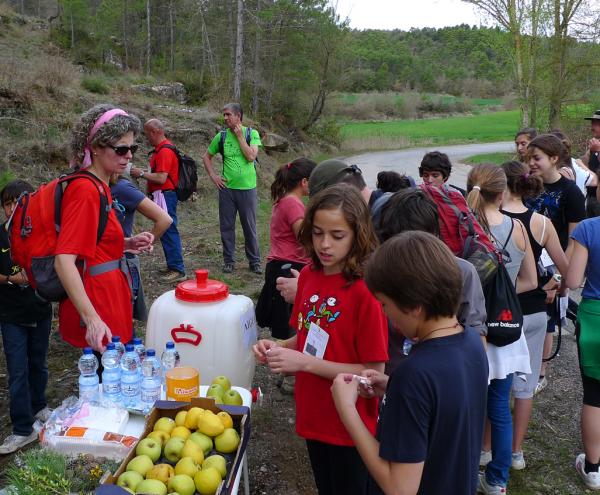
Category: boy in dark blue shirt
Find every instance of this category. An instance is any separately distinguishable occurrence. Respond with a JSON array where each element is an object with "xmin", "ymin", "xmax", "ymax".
[{"xmin": 332, "ymin": 231, "xmax": 488, "ymax": 495}]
